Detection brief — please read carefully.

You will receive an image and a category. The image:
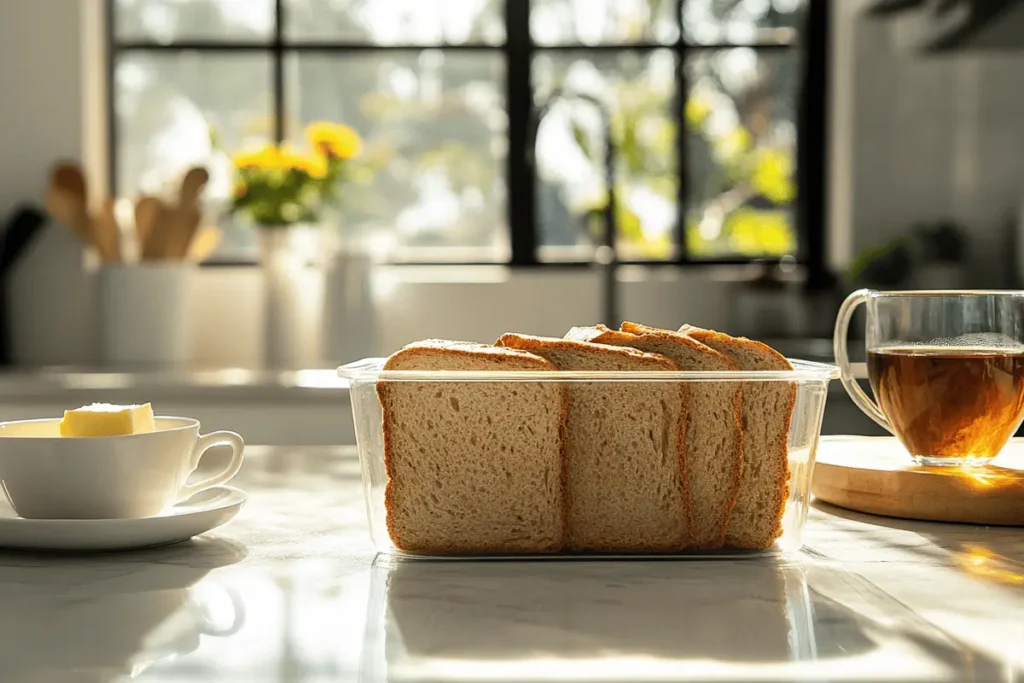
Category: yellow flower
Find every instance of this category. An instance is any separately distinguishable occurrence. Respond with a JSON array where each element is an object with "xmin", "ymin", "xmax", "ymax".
[
  {"xmin": 307, "ymin": 121, "xmax": 362, "ymax": 160},
  {"xmin": 233, "ymin": 144, "xmax": 282, "ymax": 170},
  {"xmin": 751, "ymin": 148, "xmax": 796, "ymax": 205},
  {"xmin": 280, "ymin": 146, "xmax": 327, "ymax": 178},
  {"xmin": 685, "ymin": 97, "xmax": 712, "ymax": 128}
]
